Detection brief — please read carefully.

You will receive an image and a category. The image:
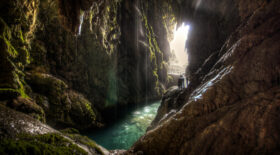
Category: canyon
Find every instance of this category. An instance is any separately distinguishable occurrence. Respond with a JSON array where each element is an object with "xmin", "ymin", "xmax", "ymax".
[{"xmin": 0, "ymin": 0, "xmax": 280, "ymax": 154}]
